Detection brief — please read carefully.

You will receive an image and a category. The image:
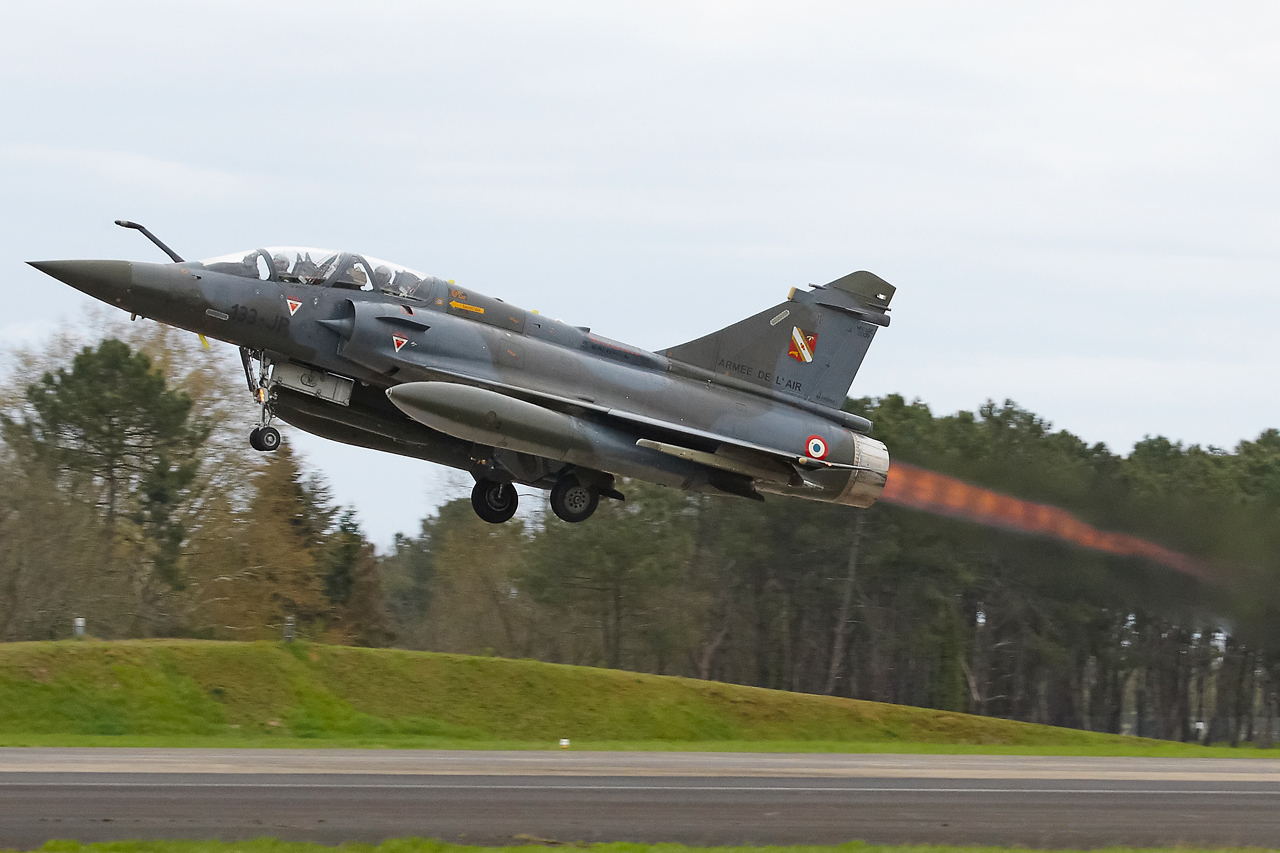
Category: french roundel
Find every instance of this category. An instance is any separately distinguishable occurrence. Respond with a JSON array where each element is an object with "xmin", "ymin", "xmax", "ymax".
[{"xmin": 805, "ymin": 435, "xmax": 828, "ymax": 459}]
